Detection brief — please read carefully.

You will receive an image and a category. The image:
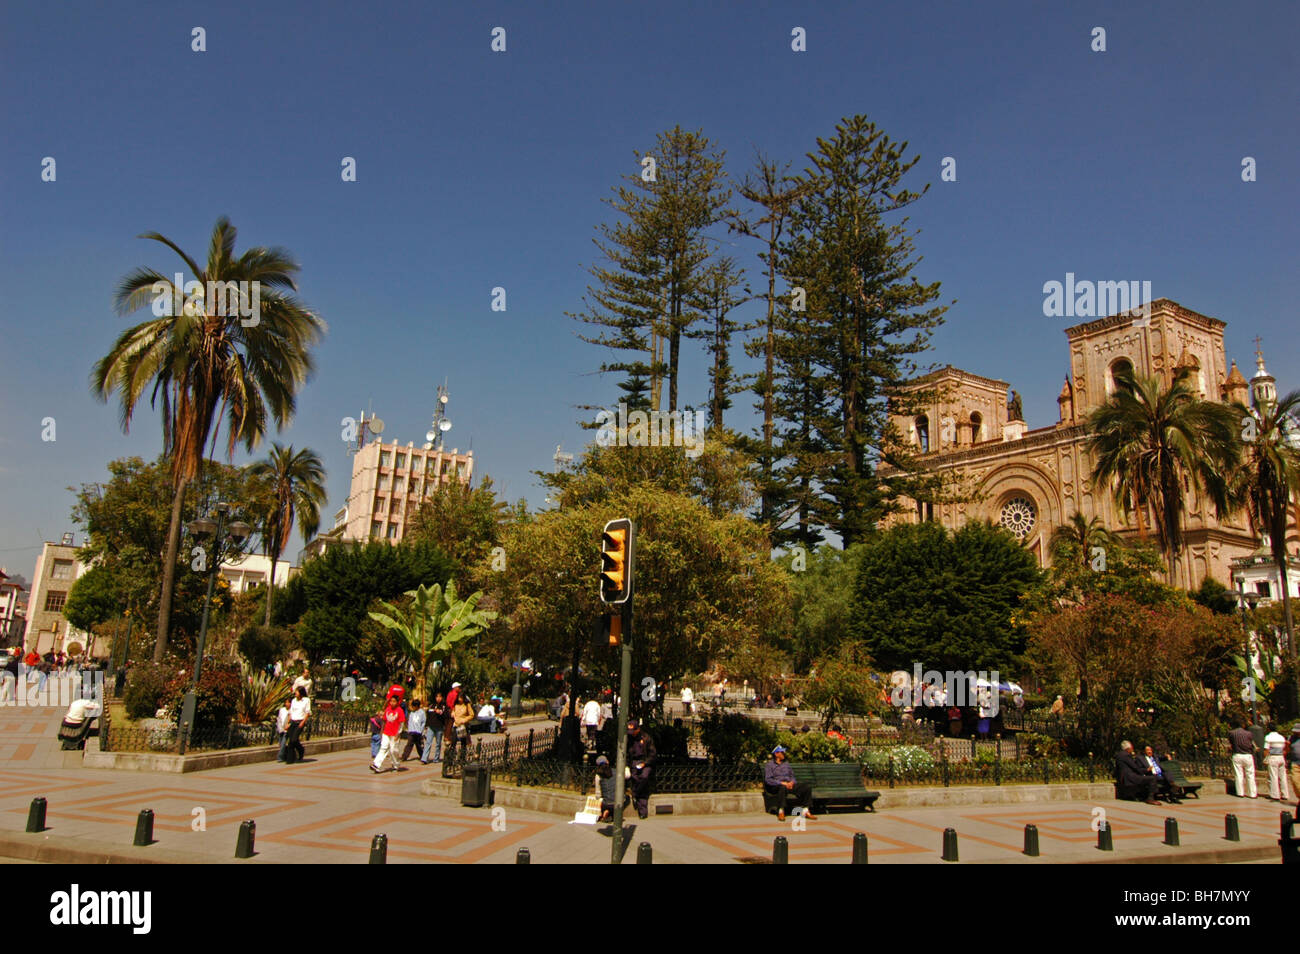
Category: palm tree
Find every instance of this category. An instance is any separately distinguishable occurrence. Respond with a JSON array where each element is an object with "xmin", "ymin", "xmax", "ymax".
[
  {"xmin": 1227, "ymin": 390, "xmax": 1300, "ymax": 710},
  {"xmin": 1086, "ymin": 367, "xmax": 1239, "ymax": 585},
  {"xmin": 368, "ymin": 581, "xmax": 497, "ymax": 700},
  {"xmin": 248, "ymin": 444, "xmax": 327, "ymax": 625},
  {"xmin": 1049, "ymin": 512, "xmax": 1120, "ymax": 569},
  {"xmin": 92, "ymin": 218, "xmax": 325, "ymax": 661}
]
